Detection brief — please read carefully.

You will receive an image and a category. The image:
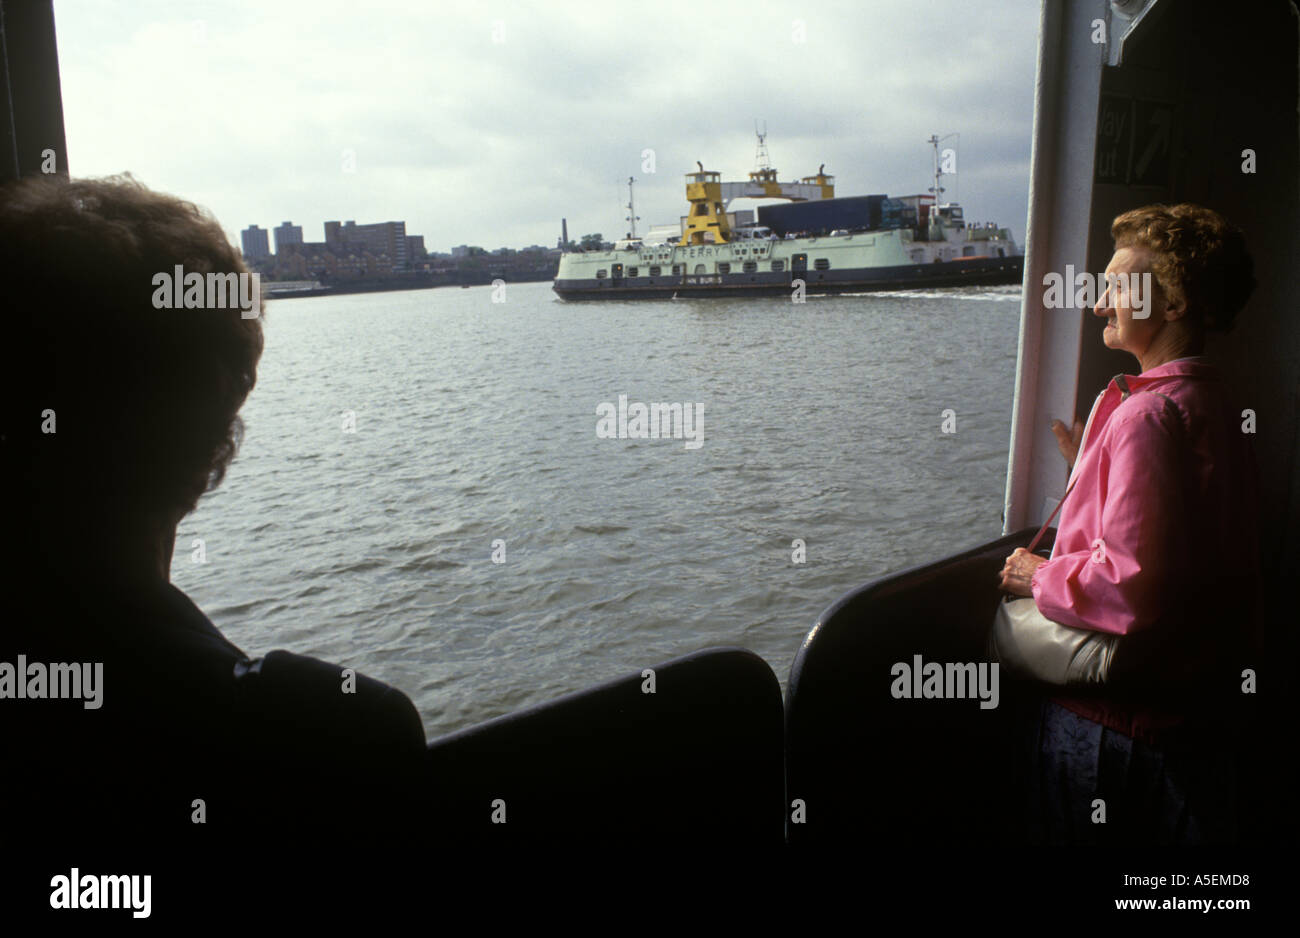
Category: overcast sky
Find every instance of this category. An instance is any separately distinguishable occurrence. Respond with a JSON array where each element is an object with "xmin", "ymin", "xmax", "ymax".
[{"xmin": 53, "ymin": 0, "xmax": 1041, "ymax": 252}]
